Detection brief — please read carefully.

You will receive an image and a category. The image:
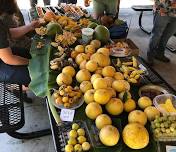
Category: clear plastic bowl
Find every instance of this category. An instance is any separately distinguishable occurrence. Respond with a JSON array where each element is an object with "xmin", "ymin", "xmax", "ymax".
[{"xmin": 153, "ymin": 94, "xmax": 176, "ymax": 115}]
